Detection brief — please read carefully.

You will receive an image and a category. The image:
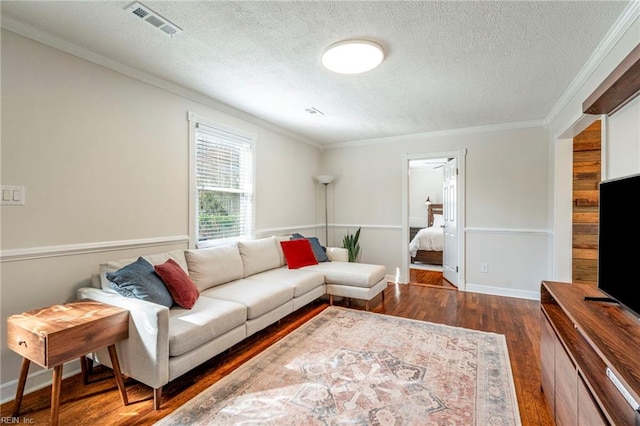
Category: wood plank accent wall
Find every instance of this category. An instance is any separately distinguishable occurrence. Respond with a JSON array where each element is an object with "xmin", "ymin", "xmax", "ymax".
[{"xmin": 572, "ymin": 120, "xmax": 601, "ymax": 285}]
